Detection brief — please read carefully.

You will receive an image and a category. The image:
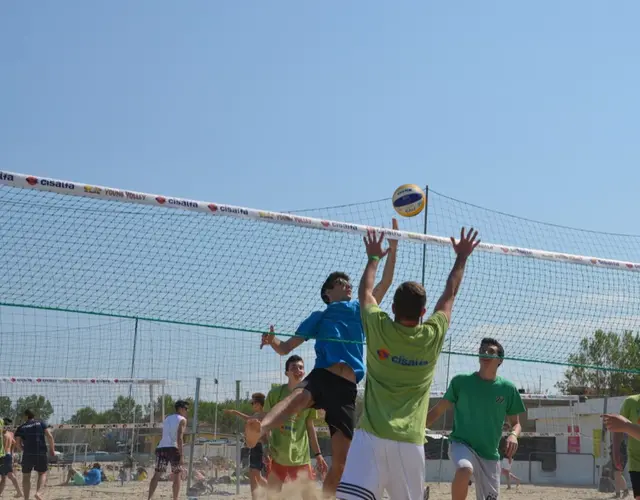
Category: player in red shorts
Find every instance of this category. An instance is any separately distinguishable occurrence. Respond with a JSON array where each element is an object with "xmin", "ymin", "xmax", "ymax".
[{"xmin": 264, "ymin": 355, "xmax": 327, "ymax": 498}]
